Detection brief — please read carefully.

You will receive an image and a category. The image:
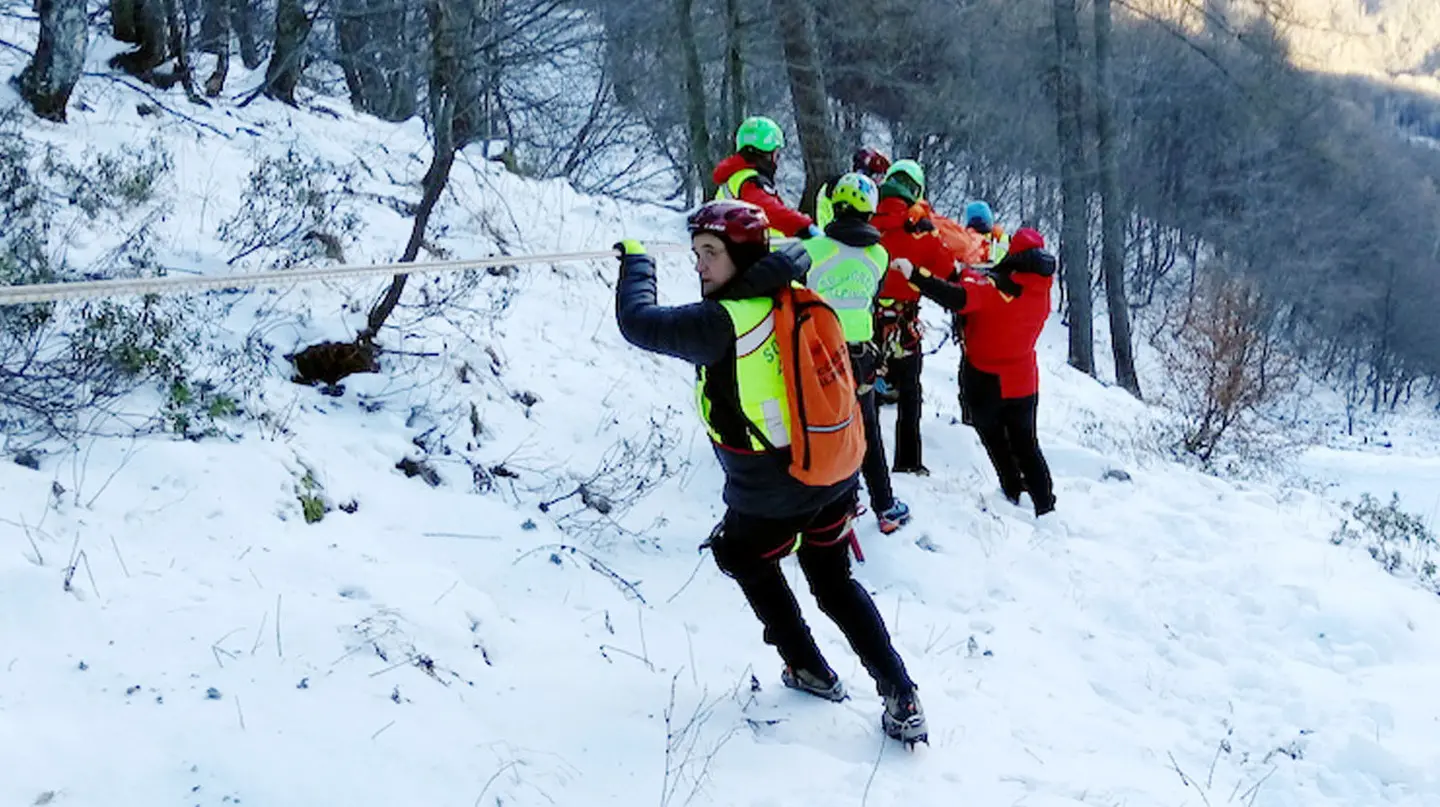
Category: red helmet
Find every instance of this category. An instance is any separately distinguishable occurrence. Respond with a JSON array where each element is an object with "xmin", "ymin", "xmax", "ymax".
[
  {"xmin": 852, "ymin": 146, "xmax": 891, "ymax": 179},
  {"xmin": 686, "ymin": 200, "xmax": 770, "ymax": 249}
]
